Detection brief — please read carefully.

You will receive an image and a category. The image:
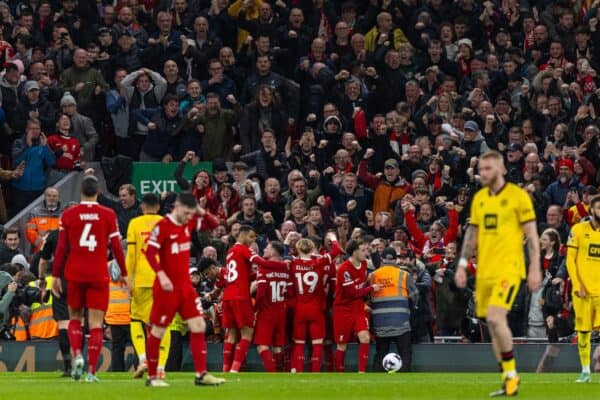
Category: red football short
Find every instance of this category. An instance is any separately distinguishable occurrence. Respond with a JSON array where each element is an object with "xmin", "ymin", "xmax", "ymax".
[
  {"xmin": 254, "ymin": 304, "xmax": 287, "ymax": 346},
  {"xmin": 293, "ymin": 302, "xmax": 325, "ymax": 341},
  {"xmin": 333, "ymin": 307, "xmax": 369, "ymax": 344},
  {"xmin": 222, "ymin": 299, "xmax": 254, "ymax": 329},
  {"xmin": 150, "ymin": 282, "xmax": 202, "ymax": 327},
  {"xmin": 67, "ymin": 280, "xmax": 109, "ymax": 312}
]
